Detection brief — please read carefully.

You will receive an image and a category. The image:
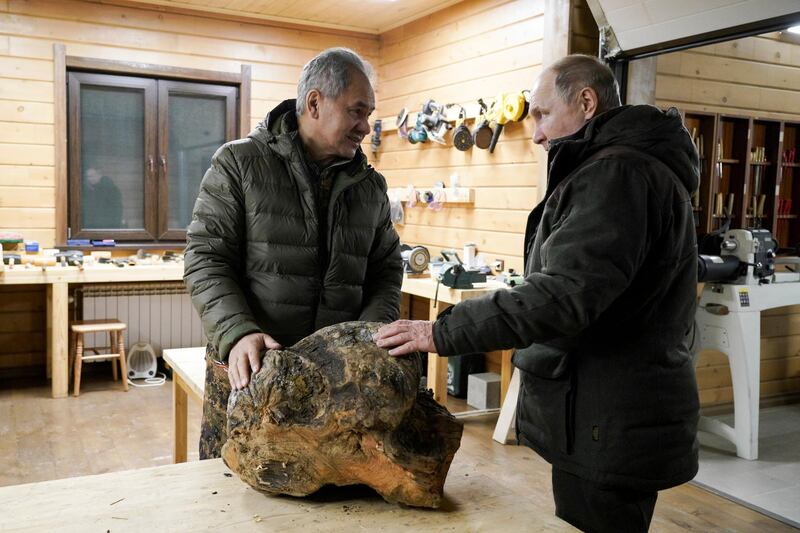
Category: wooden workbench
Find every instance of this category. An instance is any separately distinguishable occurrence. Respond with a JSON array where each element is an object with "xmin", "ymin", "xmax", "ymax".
[
  {"xmin": 0, "ymin": 264, "xmax": 511, "ymax": 405},
  {"xmin": 0, "ymin": 433, "xmax": 572, "ymax": 532},
  {"xmin": 0, "ymin": 263, "xmax": 185, "ymax": 398},
  {"xmin": 400, "ymin": 275, "xmax": 513, "ymax": 407},
  {"xmin": 163, "ymin": 347, "xmax": 206, "ymax": 463}
]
